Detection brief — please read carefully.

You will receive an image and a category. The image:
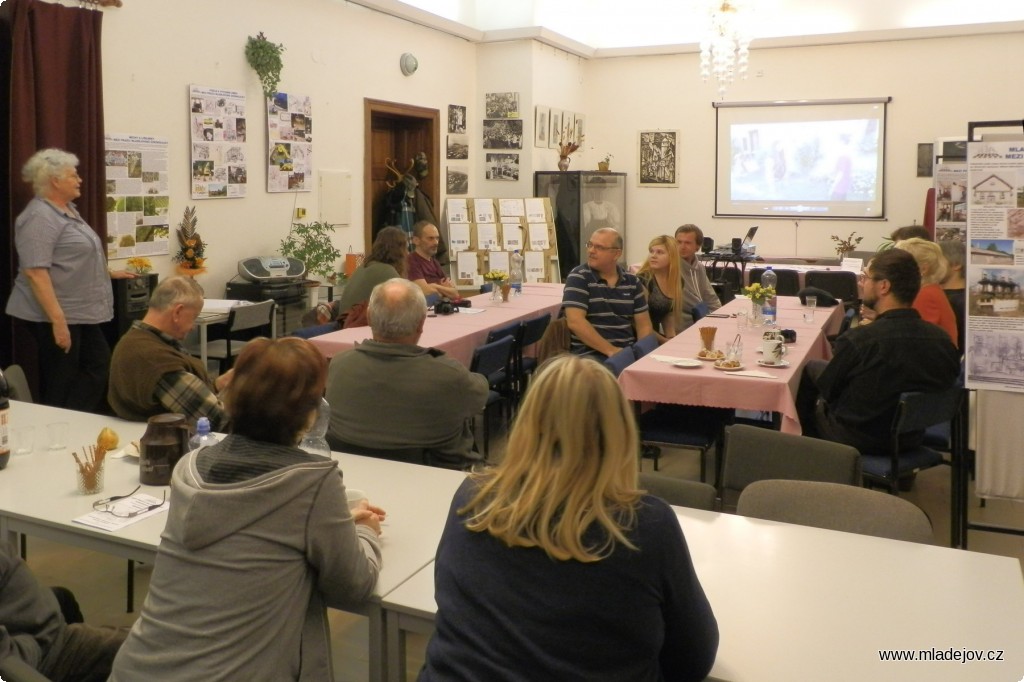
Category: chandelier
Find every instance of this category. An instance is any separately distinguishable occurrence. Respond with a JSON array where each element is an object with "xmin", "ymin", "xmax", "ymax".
[{"xmin": 699, "ymin": 0, "xmax": 752, "ymax": 99}]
